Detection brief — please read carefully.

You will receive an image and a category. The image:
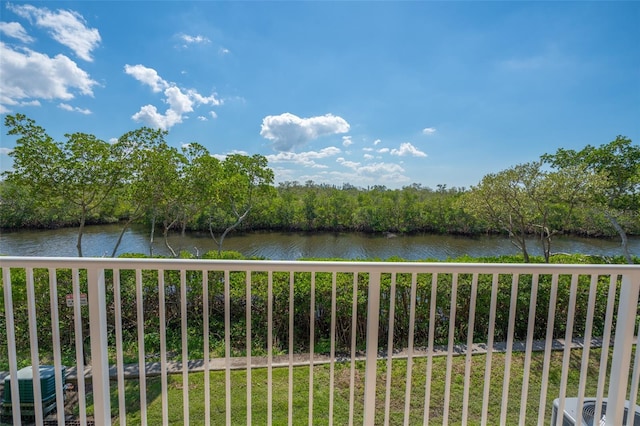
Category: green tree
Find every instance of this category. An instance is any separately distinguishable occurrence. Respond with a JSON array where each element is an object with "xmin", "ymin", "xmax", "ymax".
[
  {"xmin": 109, "ymin": 127, "xmax": 169, "ymax": 256},
  {"xmin": 542, "ymin": 136, "xmax": 640, "ymax": 263},
  {"xmin": 463, "ymin": 162, "xmax": 568, "ymax": 262},
  {"xmin": 4, "ymin": 114, "xmax": 132, "ymax": 256},
  {"xmin": 210, "ymin": 154, "xmax": 274, "ymax": 253}
]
